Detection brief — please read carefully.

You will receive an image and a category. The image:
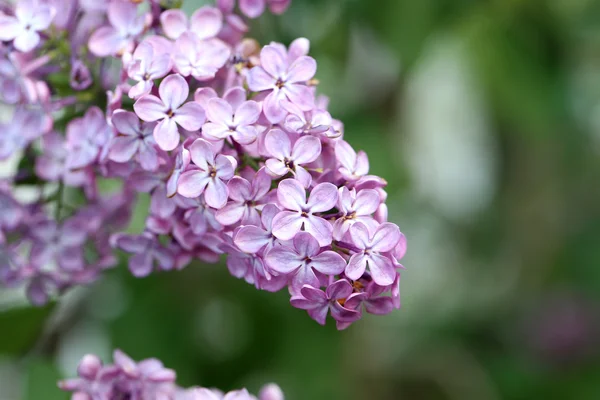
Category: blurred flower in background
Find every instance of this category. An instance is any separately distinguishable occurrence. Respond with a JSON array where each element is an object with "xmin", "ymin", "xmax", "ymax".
[{"xmin": 3, "ymin": 0, "xmax": 600, "ymax": 399}]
